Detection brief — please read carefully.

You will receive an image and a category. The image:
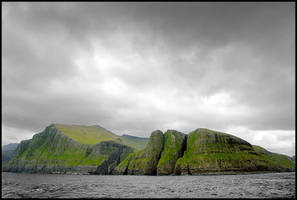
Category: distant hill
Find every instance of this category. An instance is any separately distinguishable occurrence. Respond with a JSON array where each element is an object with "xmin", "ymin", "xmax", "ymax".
[
  {"xmin": 2, "ymin": 143, "xmax": 19, "ymax": 162},
  {"xmin": 2, "ymin": 143, "xmax": 19, "ymax": 151},
  {"xmin": 3, "ymin": 124, "xmax": 148, "ymax": 174},
  {"xmin": 3, "ymin": 124, "xmax": 295, "ymax": 175},
  {"xmin": 54, "ymin": 124, "xmax": 148, "ymax": 150},
  {"xmin": 4, "ymin": 124, "xmax": 134, "ymax": 174},
  {"xmin": 54, "ymin": 124, "xmax": 120, "ymax": 144},
  {"xmin": 119, "ymin": 135, "xmax": 149, "ymax": 150}
]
